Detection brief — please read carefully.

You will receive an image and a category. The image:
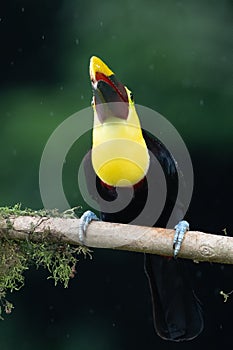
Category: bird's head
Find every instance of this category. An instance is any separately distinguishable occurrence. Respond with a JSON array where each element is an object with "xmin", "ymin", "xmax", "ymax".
[
  {"xmin": 90, "ymin": 56, "xmax": 135, "ymax": 123},
  {"xmin": 89, "ymin": 56, "xmax": 149, "ymax": 187}
]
